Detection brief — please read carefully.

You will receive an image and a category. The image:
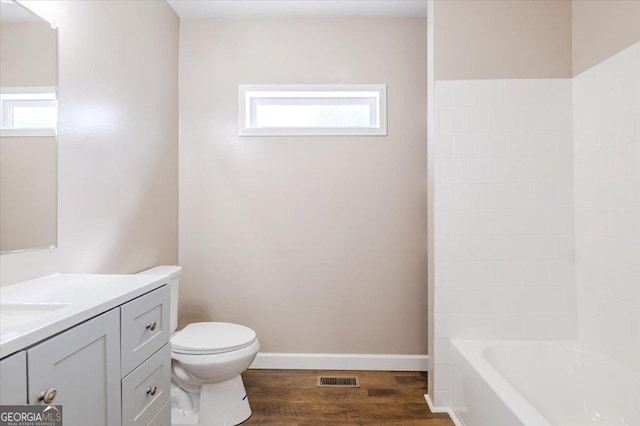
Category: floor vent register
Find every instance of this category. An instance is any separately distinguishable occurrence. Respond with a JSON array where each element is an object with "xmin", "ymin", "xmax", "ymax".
[{"xmin": 316, "ymin": 376, "xmax": 360, "ymax": 388}]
